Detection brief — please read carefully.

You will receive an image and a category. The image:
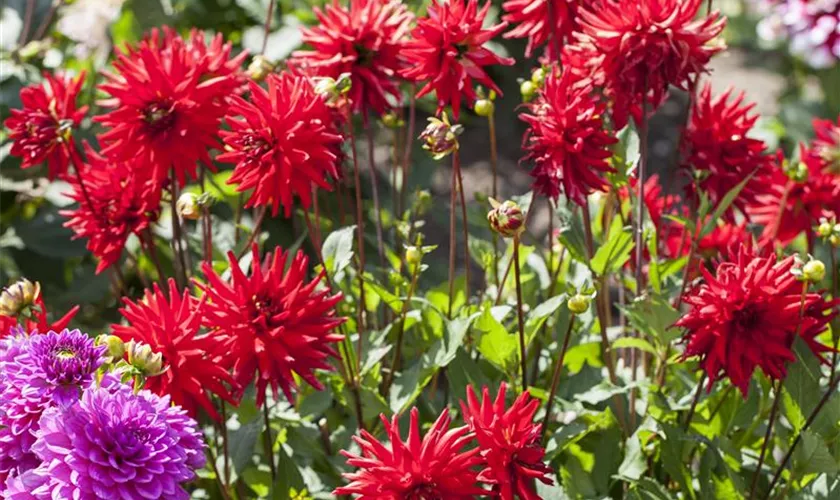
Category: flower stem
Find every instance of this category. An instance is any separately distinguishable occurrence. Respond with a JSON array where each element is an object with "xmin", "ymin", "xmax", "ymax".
[
  {"xmin": 366, "ymin": 125, "xmax": 386, "ymax": 267},
  {"xmin": 220, "ymin": 401, "xmax": 230, "ymax": 488},
  {"xmin": 454, "ymin": 150, "xmax": 470, "ymax": 303},
  {"xmin": 169, "ymin": 170, "xmax": 189, "ymax": 287},
  {"xmin": 401, "ymin": 86, "xmax": 416, "ymax": 220},
  {"xmin": 683, "ymin": 372, "xmax": 707, "ymax": 431},
  {"xmin": 542, "ymin": 314, "xmax": 575, "ymax": 442},
  {"xmin": 830, "ymin": 248, "xmax": 839, "ymax": 386},
  {"xmin": 141, "ymin": 229, "xmax": 167, "ymax": 287},
  {"xmin": 488, "ymin": 110, "xmax": 500, "ymax": 290},
  {"xmin": 262, "ymin": 393, "xmax": 276, "ymax": 481},
  {"xmin": 383, "ymin": 260, "xmax": 420, "ymax": 393},
  {"xmin": 236, "ymin": 206, "xmax": 267, "ymax": 259},
  {"xmin": 750, "ymin": 379, "xmax": 783, "ymax": 499},
  {"xmin": 447, "ymin": 158, "xmax": 457, "ymax": 319},
  {"xmin": 513, "ymin": 236, "xmax": 528, "ymax": 390},
  {"xmin": 348, "ymin": 122, "xmax": 368, "ymax": 361},
  {"xmin": 260, "ymin": 0, "xmax": 275, "ymax": 55}
]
